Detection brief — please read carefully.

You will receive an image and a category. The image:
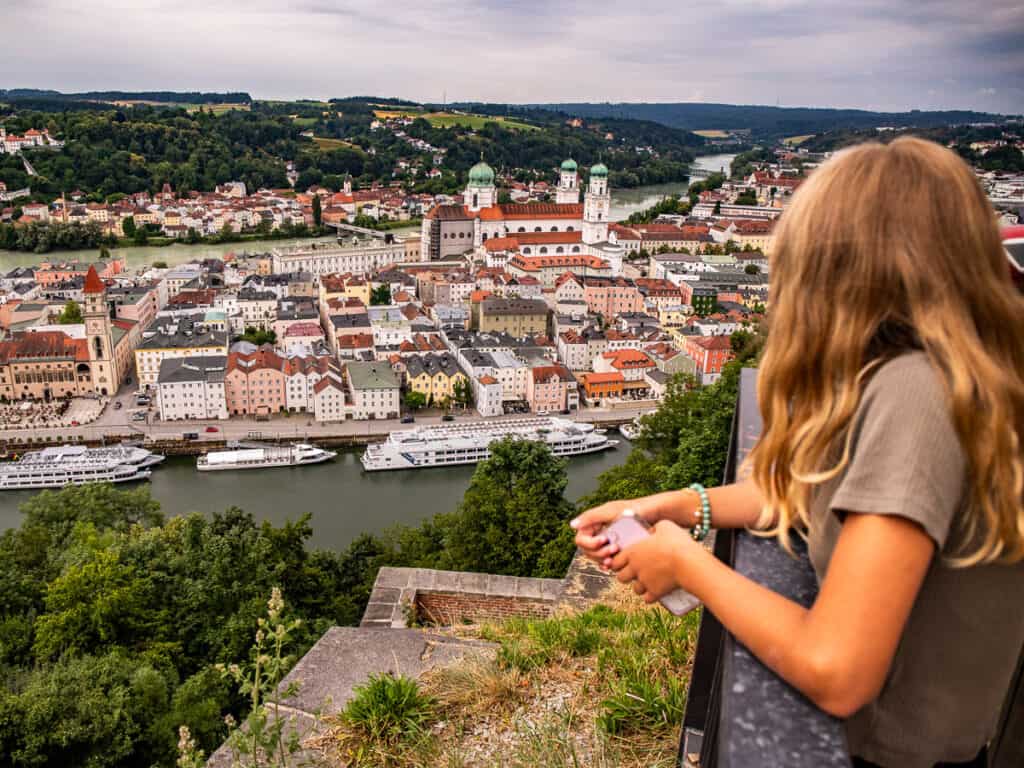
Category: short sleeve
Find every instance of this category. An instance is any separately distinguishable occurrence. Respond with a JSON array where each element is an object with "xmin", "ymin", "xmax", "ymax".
[{"xmin": 829, "ymin": 353, "xmax": 966, "ymax": 549}]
